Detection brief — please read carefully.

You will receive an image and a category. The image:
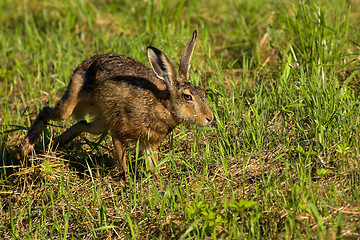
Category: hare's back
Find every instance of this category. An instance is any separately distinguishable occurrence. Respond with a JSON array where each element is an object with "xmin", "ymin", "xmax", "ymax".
[
  {"xmin": 78, "ymin": 53, "xmax": 166, "ymax": 93},
  {"xmin": 85, "ymin": 53, "xmax": 155, "ymax": 83}
]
